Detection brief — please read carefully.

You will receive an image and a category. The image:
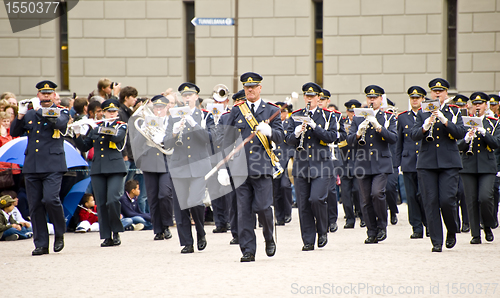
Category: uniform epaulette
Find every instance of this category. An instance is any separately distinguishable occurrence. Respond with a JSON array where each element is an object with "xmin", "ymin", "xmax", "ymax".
[
  {"xmin": 488, "ymin": 116, "xmax": 498, "ymax": 121},
  {"xmin": 221, "ymin": 111, "xmax": 230, "ymax": 115},
  {"xmin": 398, "ymin": 110, "xmax": 408, "ymax": 116},
  {"xmin": 117, "ymin": 121, "xmax": 125, "ymax": 125},
  {"xmin": 322, "ymin": 108, "xmax": 333, "ymax": 113},
  {"xmin": 268, "ymin": 102, "xmax": 279, "ymax": 108},
  {"xmin": 448, "ymin": 104, "xmax": 459, "ymax": 108},
  {"xmin": 384, "ymin": 110, "xmax": 393, "ymax": 114},
  {"xmin": 234, "ymin": 101, "xmax": 245, "ymax": 107},
  {"xmin": 333, "ymin": 109, "xmax": 342, "ymax": 114},
  {"xmin": 292, "ymin": 108, "xmax": 302, "ymax": 114},
  {"xmin": 56, "ymin": 105, "xmax": 66, "ymax": 109},
  {"xmin": 202, "ymin": 109, "xmax": 208, "ymax": 113}
]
